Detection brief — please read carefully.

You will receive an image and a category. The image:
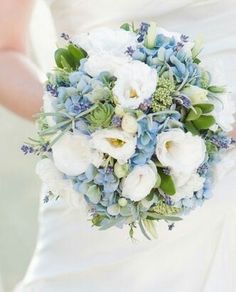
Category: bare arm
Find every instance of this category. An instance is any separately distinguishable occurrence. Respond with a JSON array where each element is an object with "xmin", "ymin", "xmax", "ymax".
[{"xmin": 0, "ymin": 0, "xmax": 43, "ymax": 120}]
